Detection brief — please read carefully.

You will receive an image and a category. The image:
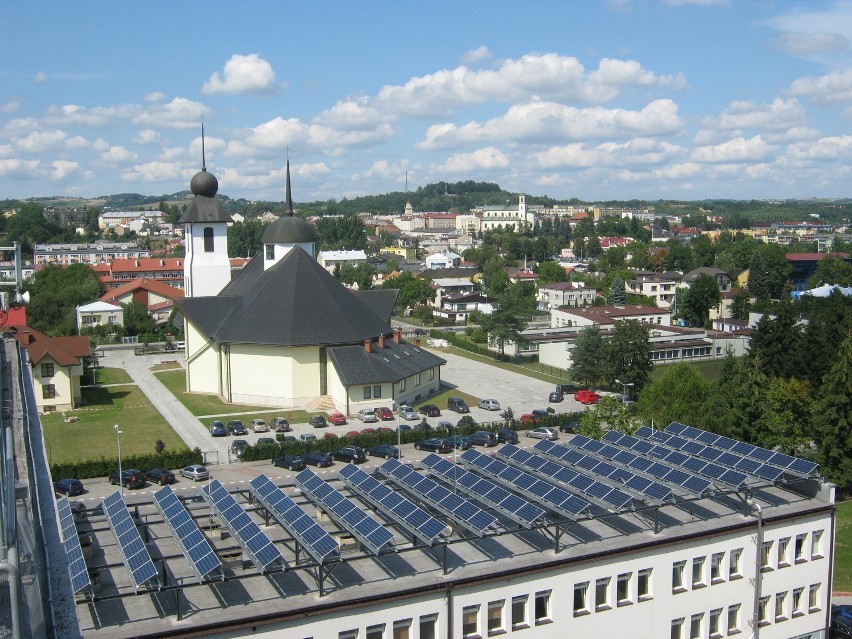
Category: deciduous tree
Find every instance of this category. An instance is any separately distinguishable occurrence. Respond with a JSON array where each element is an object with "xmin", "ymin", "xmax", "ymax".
[
  {"xmin": 602, "ymin": 320, "xmax": 653, "ymax": 394},
  {"xmin": 681, "ymin": 273, "xmax": 721, "ymax": 327},
  {"xmin": 570, "ymin": 325, "xmax": 604, "ymax": 390}
]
